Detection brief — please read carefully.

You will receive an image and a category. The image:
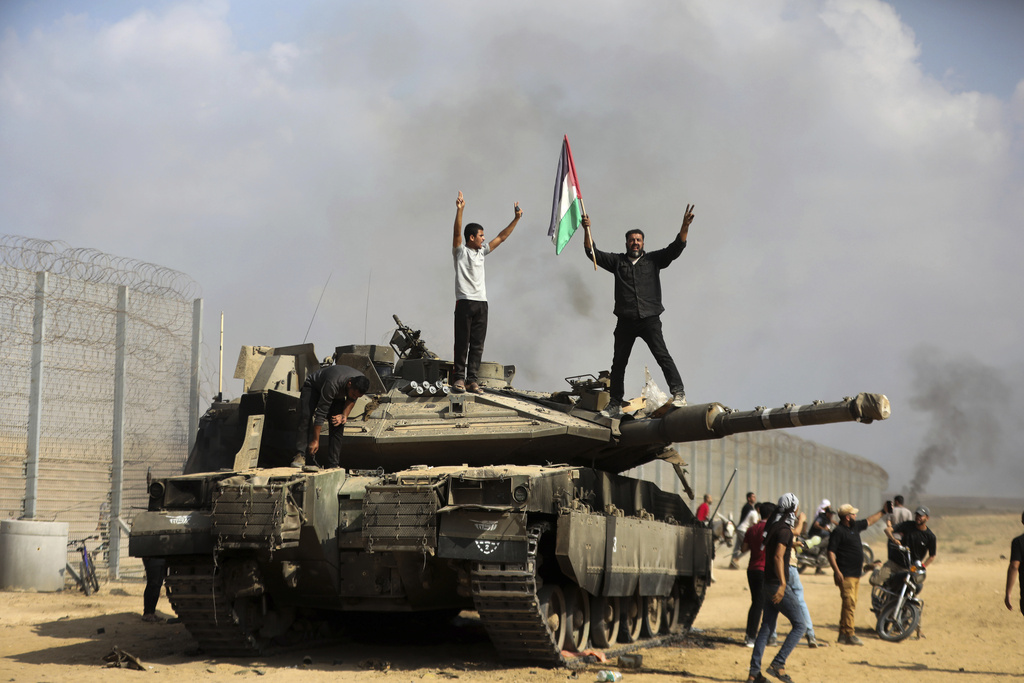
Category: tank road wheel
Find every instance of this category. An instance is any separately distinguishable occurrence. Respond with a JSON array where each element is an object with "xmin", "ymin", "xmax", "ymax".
[
  {"xmin": 537, "ymin": 585, "xmax": 568, "ymax": 652},
  {"xmin": 619, "ymin": 590, "xmax": 643, "ymax": 643},
  {"xmin": 661, "ymin": 581, "xmax": 682, "ymax": 634},
  {"xmin": 563, "ymin": 585, "xmax": 591, "ymax": 652},
  {"xmin": 589, "ymin": 595, "xmax": 621, "ymax": 649},
  {"xmin": 642, "ymin": 595, "xmax": 663, "ymax": 637}
]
